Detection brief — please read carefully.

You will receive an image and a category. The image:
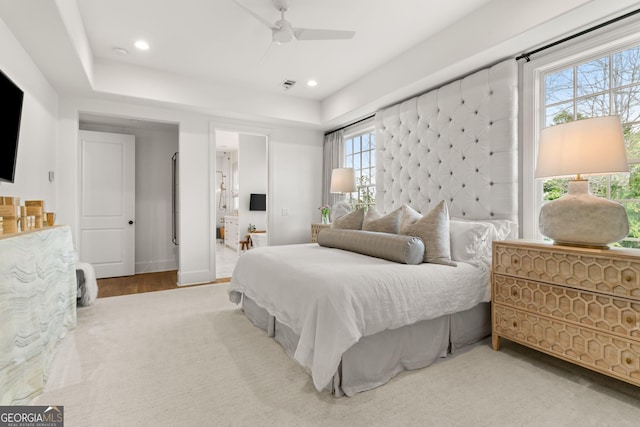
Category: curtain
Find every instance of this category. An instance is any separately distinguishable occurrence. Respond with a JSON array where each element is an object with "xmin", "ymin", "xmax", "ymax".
[{"xmin": 322, "ymin": 129, "xmax": 344, "ymax": 207}]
